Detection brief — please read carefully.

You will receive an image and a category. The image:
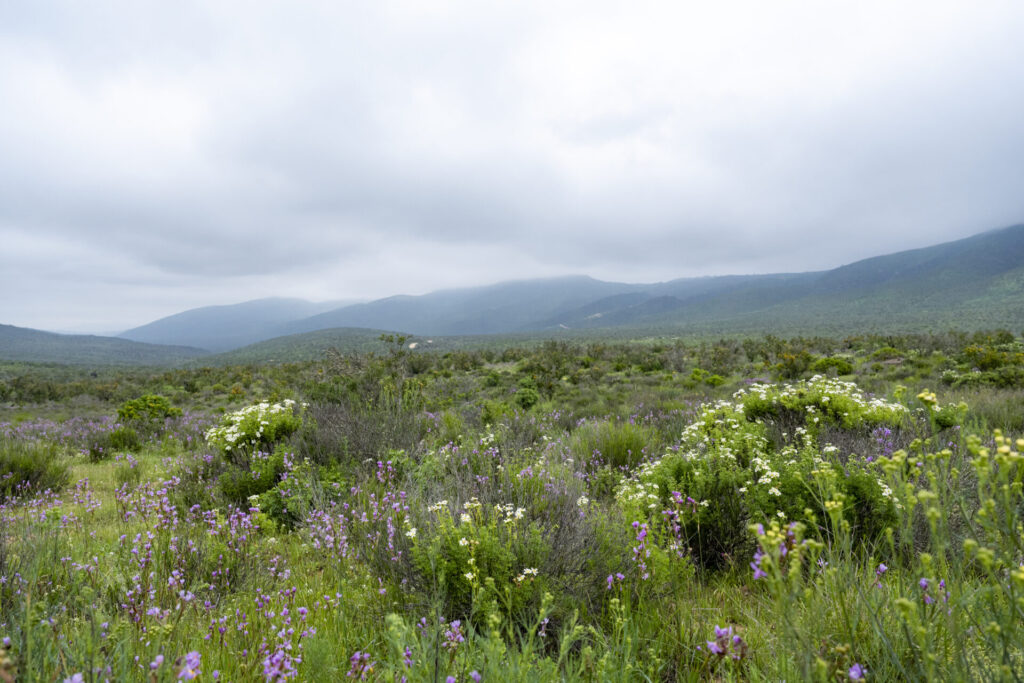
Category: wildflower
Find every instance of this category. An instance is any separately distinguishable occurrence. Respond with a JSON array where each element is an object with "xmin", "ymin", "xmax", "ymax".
[
  {"xmin": 178, "ymin": 651, "xmax": 201, "ymax": 680},
  {"xmin": 750, "ymin": 549, "xmax": 767, "ymax": 580},
  {"xmin": 470, "ymin": 672, "xmax": 482, "ymax": 682},
  {"xmin": 64, "ymin": 675, "xmax": 85, "ymax": 683},
  {"xmin": 705, "ymin": 624, "xmax": 748, "ymax": 661},
  {"xmin": 405, "ymin": 528, "xmax": 417, "ymax": 539},
  {"xmin": 347, "ymin": 651, "xmax": 375, "ymax": 679},
  {"xmin": 460, "ymin": 513, "xmax": 472, "ymax": 524},
  {"xmin": 443, "ymin": 621, "xmax": 465, "ymax": 651},
  {"xmin": 464, "ymin": 572, "xmax": 475, "ymax": 581},
  {"xmin": 848, "ymin": 662, "xmax": 865, "ymax": 680}
]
